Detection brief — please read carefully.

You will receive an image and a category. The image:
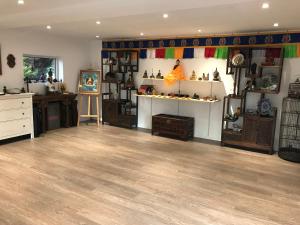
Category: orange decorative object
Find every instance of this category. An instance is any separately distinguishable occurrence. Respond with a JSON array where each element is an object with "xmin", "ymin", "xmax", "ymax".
[
  {"xmin": 297, "ymin": 44, "xmax": 300, "ymax": 57},
  {"xmin": 164, "ymin": 59, "xmax": 186, "ymax": 86}
]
